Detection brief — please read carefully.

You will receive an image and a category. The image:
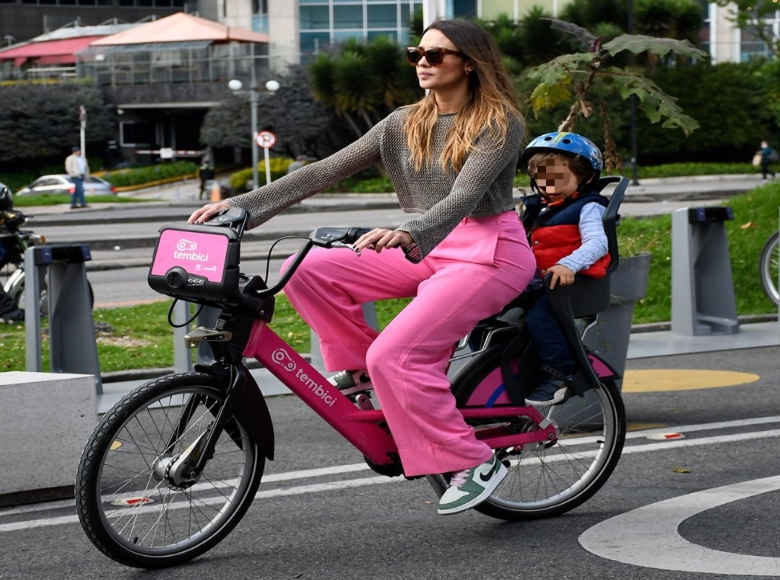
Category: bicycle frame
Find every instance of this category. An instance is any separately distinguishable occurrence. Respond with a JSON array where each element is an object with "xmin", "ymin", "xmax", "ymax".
[{"xmin": 235, "ymin": 319, "xmax": 555, "ymax": 470}]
